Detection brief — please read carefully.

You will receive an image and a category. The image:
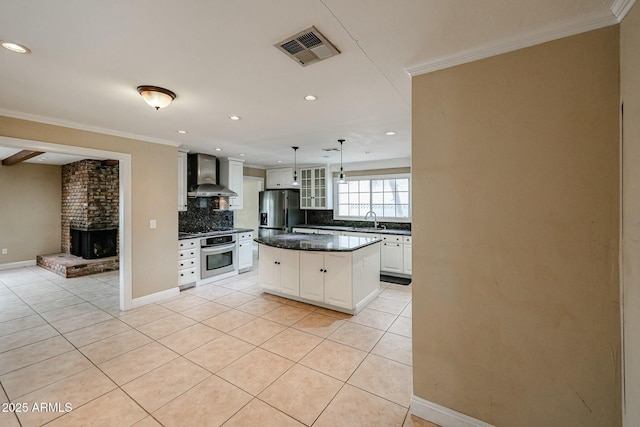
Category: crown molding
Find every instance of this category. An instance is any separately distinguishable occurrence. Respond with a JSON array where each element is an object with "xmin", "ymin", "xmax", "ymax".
[
  {"xmin": 405, "ymin": 7, "xmax": 620, "ymax": 77},
  {"xmin": 612, "ymin": 0, "xmax": 637, "ymax": 20},
  {"xmin": 0, "ymin": 109, "xmax": 180, "ymax": 147}
]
